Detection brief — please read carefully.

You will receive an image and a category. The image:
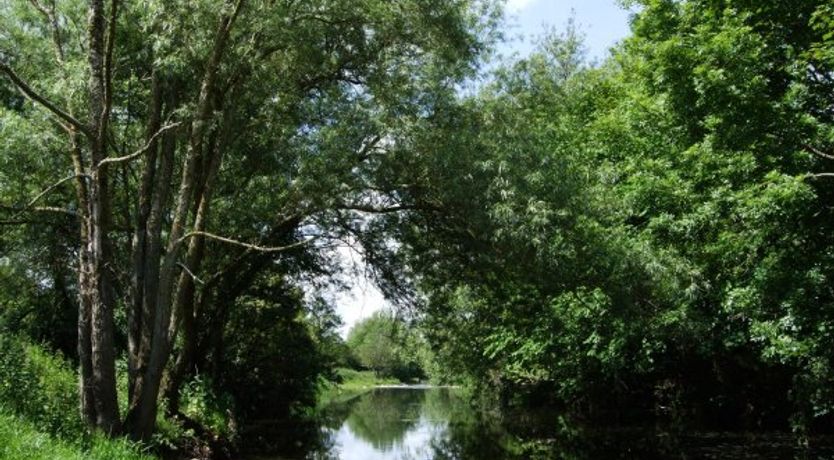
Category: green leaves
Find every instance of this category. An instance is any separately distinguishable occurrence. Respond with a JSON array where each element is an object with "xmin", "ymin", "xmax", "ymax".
[
  {"xmin": 346, "ymin": 311, "xmax": 429, "ymax": 381},
  {"xmin": 388, "ymin": 0, "xmax": 834, "ymax": 428}
]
